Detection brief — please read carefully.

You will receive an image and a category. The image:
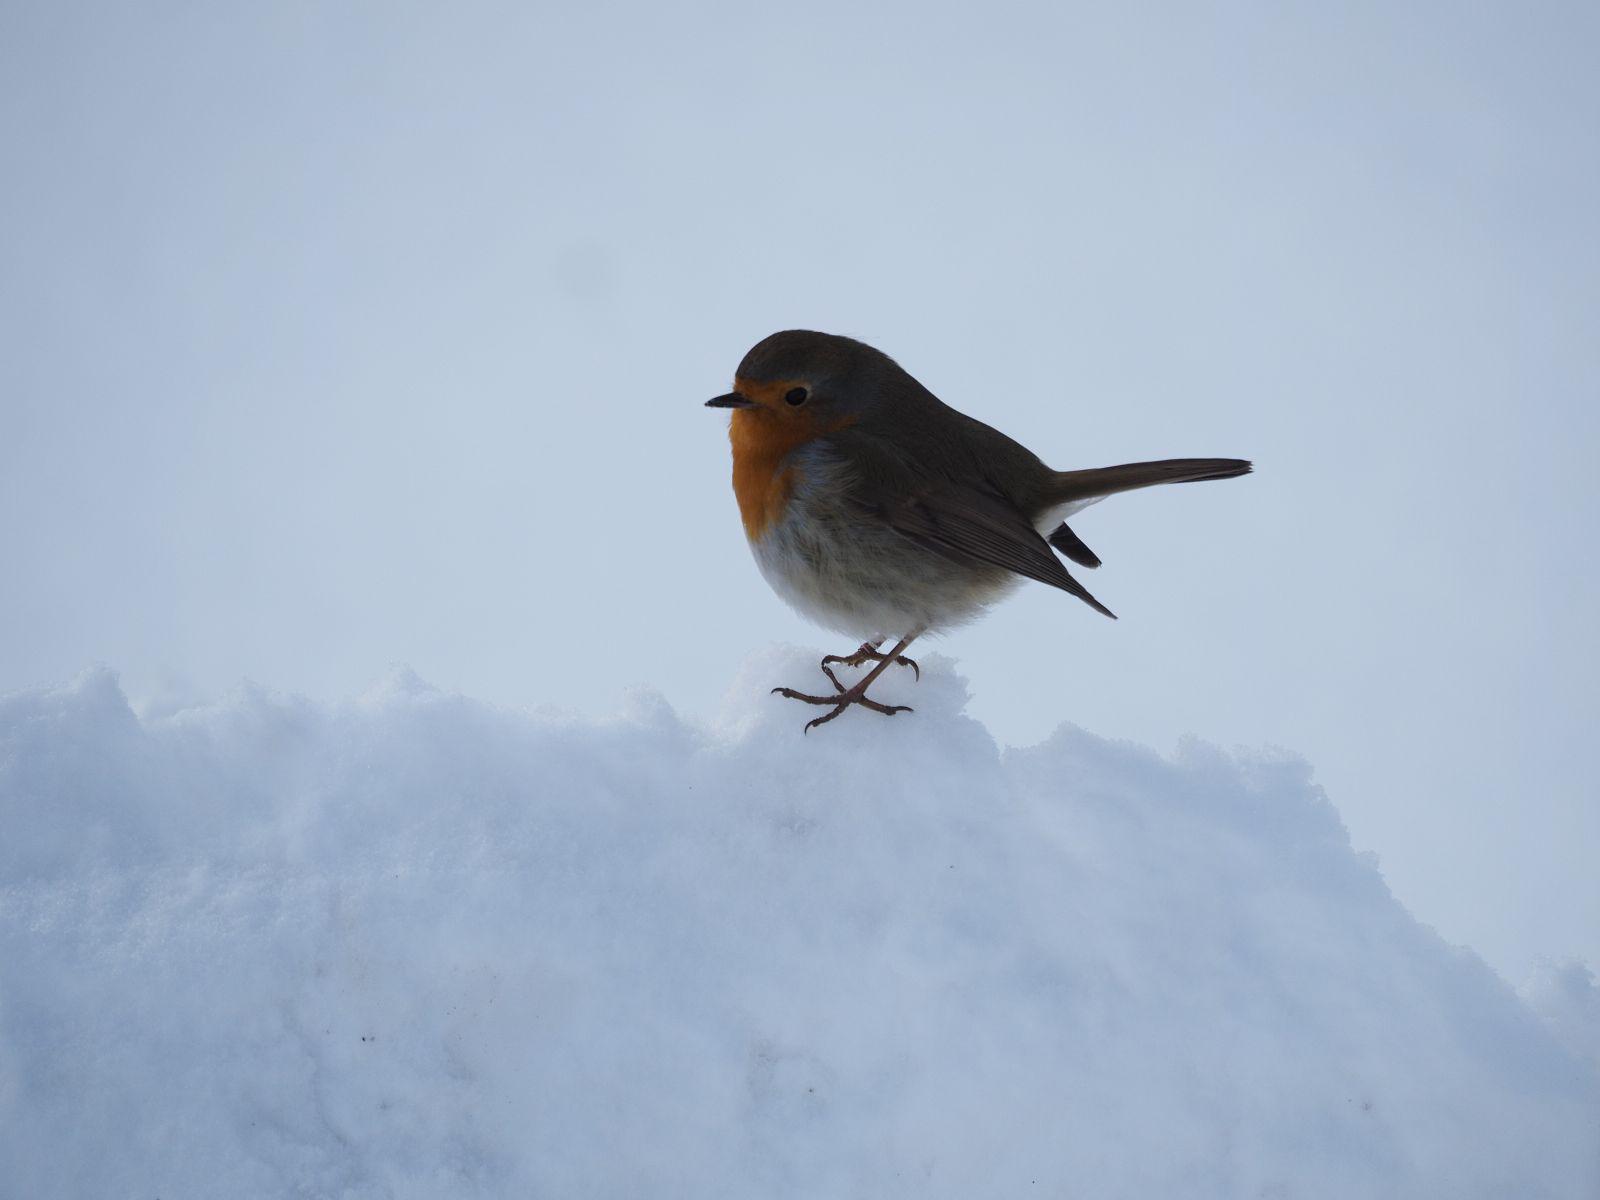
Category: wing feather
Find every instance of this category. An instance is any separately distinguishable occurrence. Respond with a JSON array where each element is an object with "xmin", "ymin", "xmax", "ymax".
[{"xmin": 830, "ymin": 430, "xmax": 1116, "ymax": 619}]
